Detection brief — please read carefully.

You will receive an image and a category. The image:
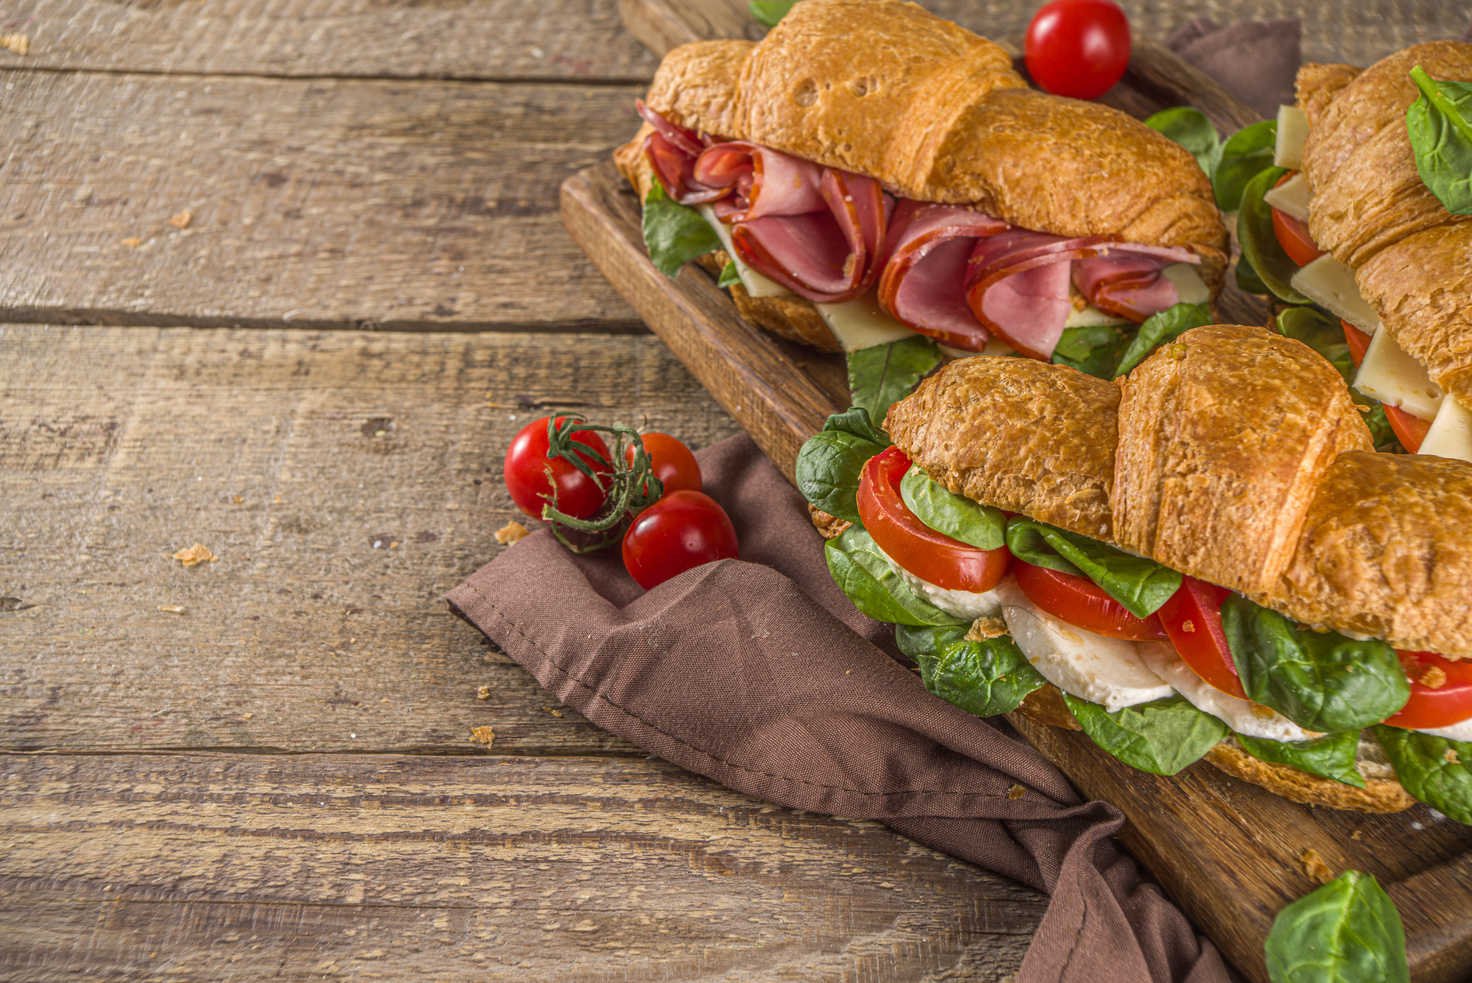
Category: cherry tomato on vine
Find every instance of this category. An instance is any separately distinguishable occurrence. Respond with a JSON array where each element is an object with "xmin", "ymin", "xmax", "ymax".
[
  {"xmin": 622, "ymin": 490, "xmax": 739, "ymax": 589},
  {"xmin": 624, "ymin": 432, "xmax": 702, "ymax": 496},
  {"xmin": 1013, "ymin": 560, "xmax": 1167, "ymax": 641},
  {"xmin": 1024, "ymin": 0, "xmax": 1131, "ymax": 100},
  {"xmin": 503, "ymin": 416, "xmax": 613, "ymax": 521}
]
